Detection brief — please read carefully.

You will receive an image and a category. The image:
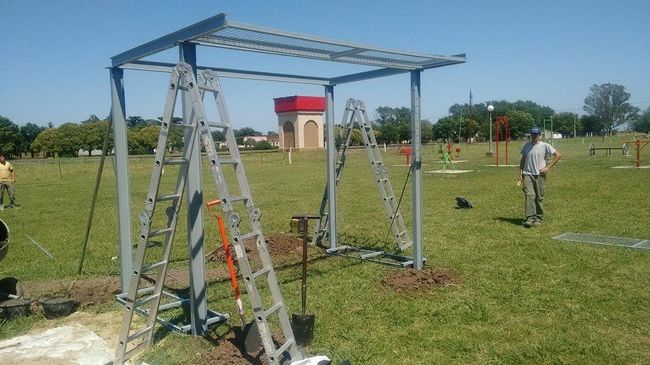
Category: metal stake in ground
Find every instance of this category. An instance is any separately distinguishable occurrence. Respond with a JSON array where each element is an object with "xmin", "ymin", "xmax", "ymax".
[{"xmin": 291, "ymin": 214, "xmax": 319, "ymax": 347}]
